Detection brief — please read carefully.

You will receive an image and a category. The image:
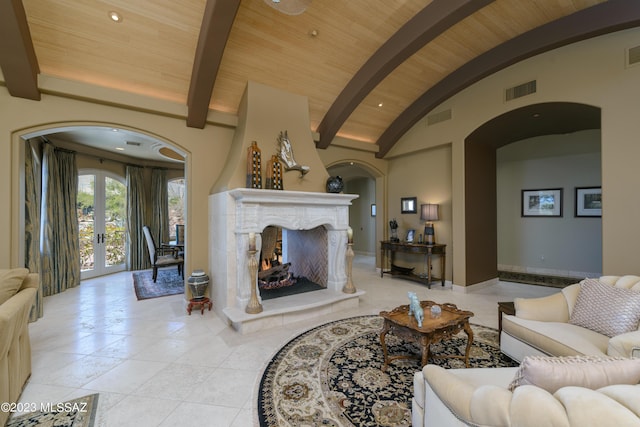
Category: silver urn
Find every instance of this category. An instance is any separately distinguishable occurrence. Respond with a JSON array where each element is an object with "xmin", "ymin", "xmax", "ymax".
[{"xmin": 188, "ymin": 270, "xmax": 209, "ymax": 301}]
